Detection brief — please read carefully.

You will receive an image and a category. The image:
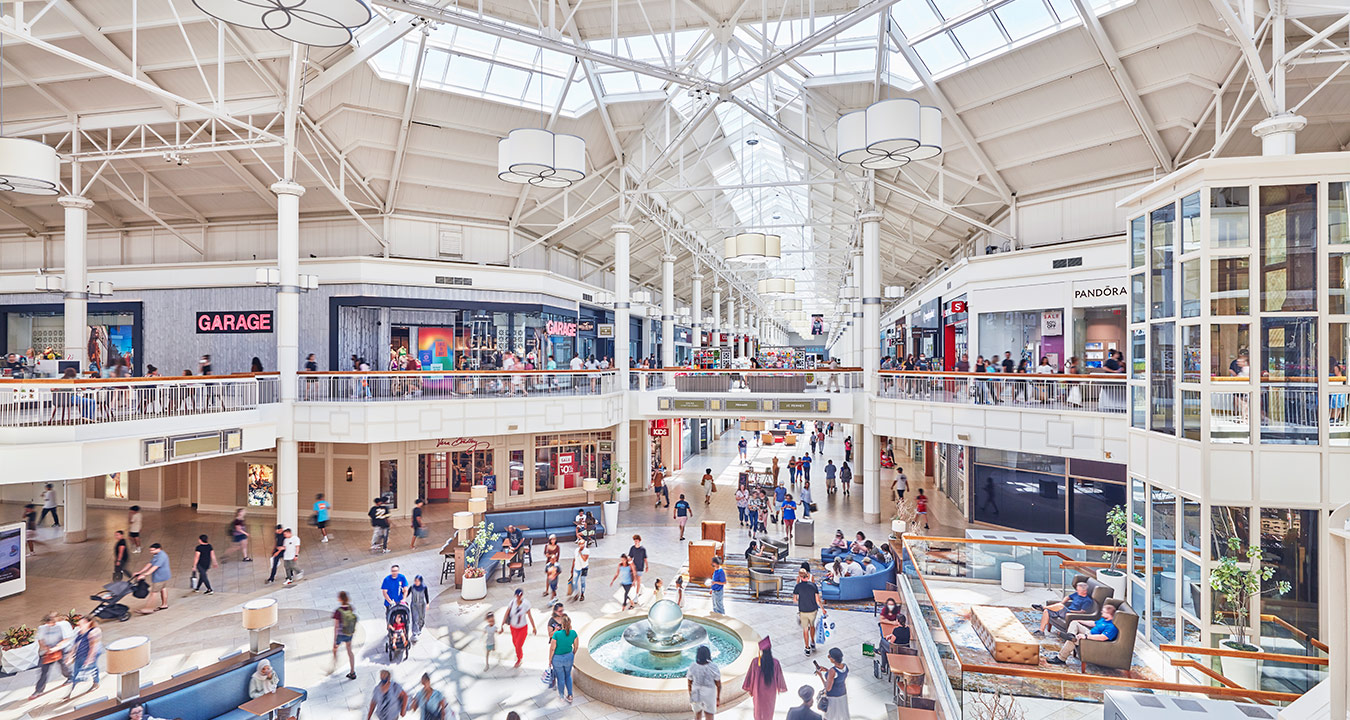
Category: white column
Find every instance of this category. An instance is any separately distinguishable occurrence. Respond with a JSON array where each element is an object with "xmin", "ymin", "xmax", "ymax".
[
  {"xmin": 691, "ymin": 273, "xmax": 703, "ymax": 351},
  {"xmin": 726, "ymin": 296, "xmax": 736, "ymax": 357},
  {"xmin": 63, "ymin": 478, "xmax": 87, "ymax": 543},
  {"xmin": 642, "ymin": 314, "xmax": 654, "ymax": 364},
  {"xmin": 661, "ymin": 254, "xmax": 676, "ymax": 367},
  {"xmin": 861, "ymin": 210, "xmax": 883, "ymax": 523},
  {"xmin": 852, "ymin": 248, "xmax": 864, "ymax": 367},
  {"xmin": 273, "ymin": 181, "xmax": 305, "ymax": 531},
  {"xmin": 60, "ymin": 195, "xmax": 92, "ymax": 367},
  {"xmin": 712, "ymin": 286, "xmax": 722, "ymax": 358},
  {"xmin": 739, "ymin": 306, "xmax": 748, "ymax": 358},
  {"xmin": 613, "ymin": 223, "xmax": 633, "ymax": 503}
]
